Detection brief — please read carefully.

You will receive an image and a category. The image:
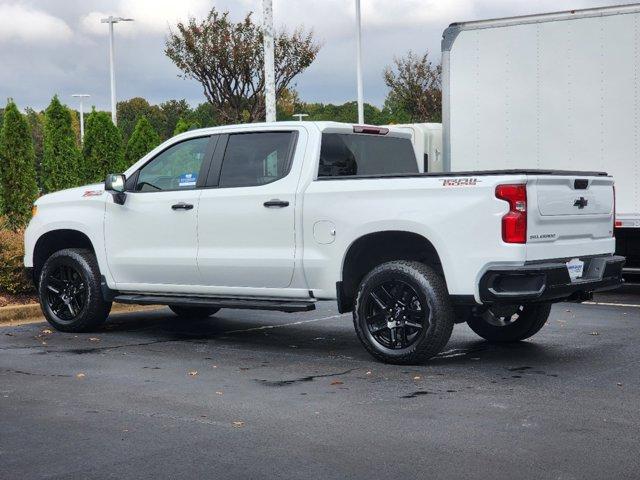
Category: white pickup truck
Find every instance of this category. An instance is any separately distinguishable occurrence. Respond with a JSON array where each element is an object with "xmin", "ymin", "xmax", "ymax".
[{"xmin": 24, "ymin": 122, "xmax": 624, "ymax": 364}]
